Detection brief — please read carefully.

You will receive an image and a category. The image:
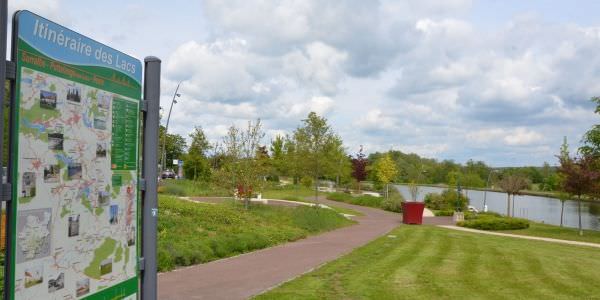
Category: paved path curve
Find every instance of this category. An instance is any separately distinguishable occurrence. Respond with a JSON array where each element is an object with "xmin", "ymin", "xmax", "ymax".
[
  {"xmin": 439, "ymin": 225, "xmax": 600, "ymax": 248},
  {"xmin": 158, "ymin": 197, "xmax": 401, "ymax": 300}
]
